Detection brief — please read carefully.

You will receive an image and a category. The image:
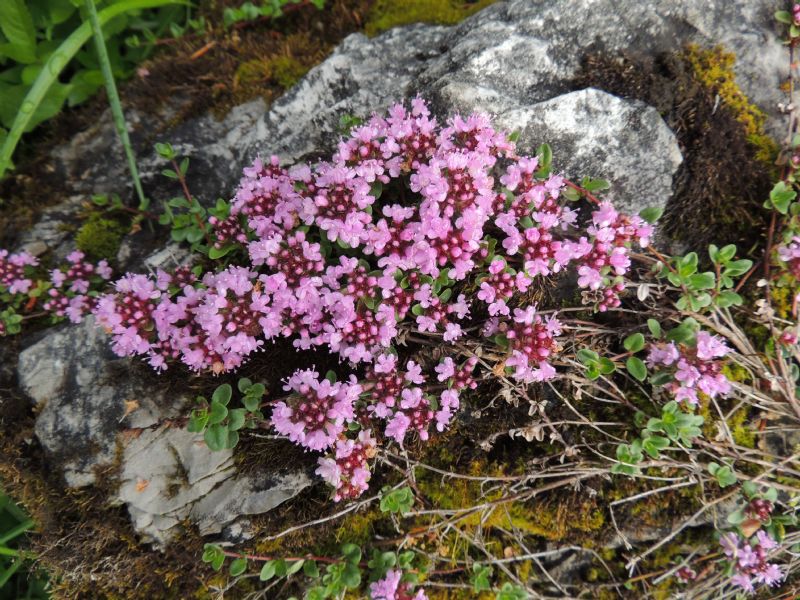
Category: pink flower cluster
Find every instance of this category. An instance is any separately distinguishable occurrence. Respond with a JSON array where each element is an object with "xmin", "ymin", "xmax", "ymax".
[
  {"xmin": 94, "ymin": 98, "xmax": 648, "ymax": 382},
  {"xmin": 369, "ymin": 569, "xmax": 427, "ymax": 600},
  {"xmin": 43, "ymin": 251, "xmax": 113, "ymax": 324},
  {"xmin": 0, "ymin": 248, "xmax": 112, "ymax": 335},
  {"xmin": 646, "ymin": 331, "xmax": 732, "ymax": 405},
  {"xmin": 89, "ymin": 99, "xmax": 655, "ymax": 500},
  {"xmin": 315, "ymin": 429, "xmax": 376, "ymax": 502},
  {"xmin": 271, "ymin": 369, "xmax": 361, "ymax": 451},
  {"xmin": 289, "ymin": 354, "xmax": 476, "ymax": 501},
  {"xmin": 720, "ymin": 530, "xmax": 783, "ymax": 593},
  {"xmin": 776, "ymin": 235, "xmax": 800, "ymax": 279},
  {"xmin": 0, "ymin": 249, "xmax": 38, "ymax": 294}
]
